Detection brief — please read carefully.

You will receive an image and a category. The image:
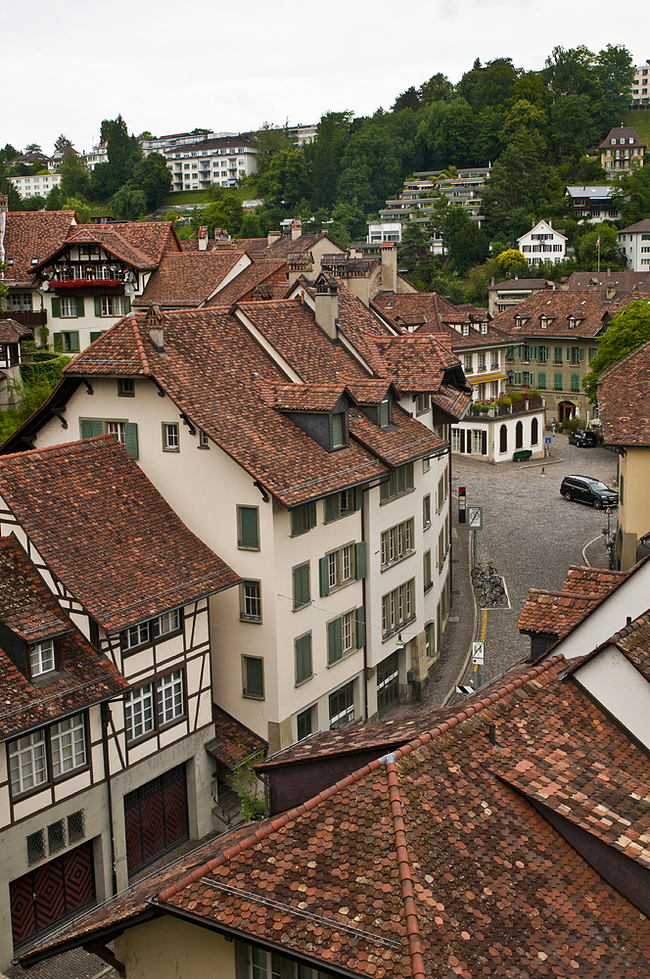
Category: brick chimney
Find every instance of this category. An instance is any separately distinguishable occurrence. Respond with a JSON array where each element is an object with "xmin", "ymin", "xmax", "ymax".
[
  {"xmin": 267, "ymin": 230, "xmax": 281, "ymax": 247},
  {"xmin": 0, "ymin": 194, "xmax": 8, "ymax": 213},
  {"xmin": 380, "ymin": 242, "xmax": 397, "ymax": 294},
  {"xmin": 291, "ymin": 219, "xmax": 302, "ymax": 241},
  {"xmin": 146, "ymin": 305, "xmax": 166, "ymax": 351},
  {"xmin": 314, "ymin": 276, "xmax": 339, "ymax": 341},
  {"xmin": 198, "ymin": 226, "xmax": 208, "ymax": 251}
]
